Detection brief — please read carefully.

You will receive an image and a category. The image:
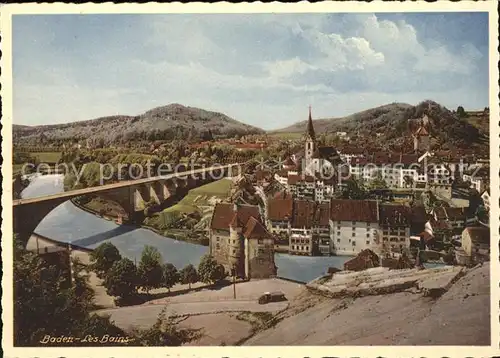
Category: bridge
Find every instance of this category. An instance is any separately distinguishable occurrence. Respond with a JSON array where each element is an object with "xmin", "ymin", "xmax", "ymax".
[{"xmin": 13, "ymin": 164, "xmax": 240, "ymax": 247}]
